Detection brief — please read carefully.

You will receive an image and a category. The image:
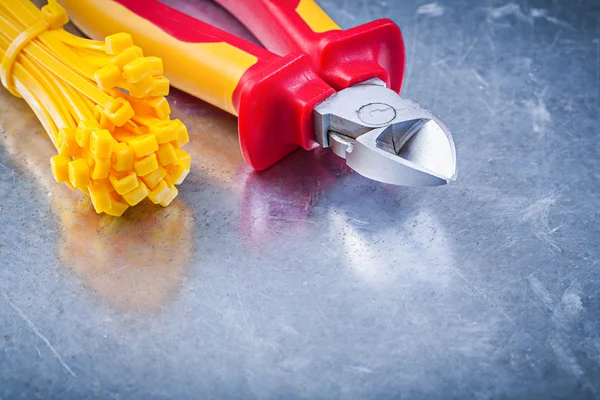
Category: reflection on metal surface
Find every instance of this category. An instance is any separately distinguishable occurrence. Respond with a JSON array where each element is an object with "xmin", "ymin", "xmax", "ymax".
[
  {"xmin": 238, "ymin": 147, "xmax": 349, "ymax": 245},
  {"xmin": 0, "ymin": 90, "xmax": 195, "ymax": 313},
  {"xmin": 329, "ymin": 209, "xmax": 454, "ymax": 287},
  {"xmin": 169, "ymin": 90, "xmax": 243, "ymax": 181},
  {"xmin": 57, "ymin": 200, "xmax": 194, "ymax": 313}
]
